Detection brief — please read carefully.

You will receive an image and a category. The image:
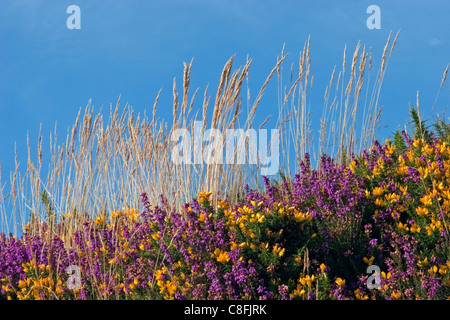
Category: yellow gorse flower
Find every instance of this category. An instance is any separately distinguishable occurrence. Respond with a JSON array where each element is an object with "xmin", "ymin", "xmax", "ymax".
[
  {"xmin": 375, "ymin": 198, "xmax": 386, "ymax": 207},
  {"xmin": 420, "ymin": 195, "xmax": 433, "ymax": 207},
  {"xmin": 354, "ymin": 288, "xmax": 369, "ymax": 300},
  {"xmin": 151, "ymin": 232, "xmax": 160, "ymax": 241},
  {"xmin": 299, "ymin": 275, "xmax": 316, "ymax": 287},
  {"xmin": 385, "ymin": 144, "xmax": 396, "ymax": 156},
  {"xmin": 293, "ymin": 211, "xmax": 312, "ymax": 222},
  {"xmin": 426, "ymin": 224, "xmax": 436, "ymax": 236},
  {"xmin": 391, "ymin": 290, "xmax": 401, "ymax": 300},
  {"xmin": 396, "ymin": 165, "xmax": 408, "ymax": 176},
  {"xmin": 217, "ymin": 200, "xmax": 229, "ymax": 210},
  {"xmin": 439, "ymin": 265, "xmax": 448, "ymax": 275},
  {"xmin": 385, "ymin": 193, "xmax": 400, "ymax": 203},
  {"xmin": 423, "ymin": 144, "xmax": 435, "ymax": 155},
  {"xmin": 397, "ymin": 221, "xmax": 409, "ymax": 231},
  {"xmin": 18, "ymin": 280, "xmax": 27, "ymax": 289},
  {"xmin": 413, "ymin": 139, "xmax": 424, "ymax": 148},
  {"xmin": 428, "ymin": 265, "xmax": 438, "ymax": 276},
  {"xmin": 417, "ymin": 257, "xmax": 428, "ymax": 268},
  {"xmin": 198, "ymin": 191, "xmax": 213, "ymax": 203},
  {"xmin": 23, "ymin": 222, "xmax": 31, "ymax": 232},
  {"xmin": 272, "ymin": 244, "xmax": 285, "ymax": 257},
  {"xmin": 410, "ymin": 222, "xmax": 421, "ymax": 234},
  {"xmin": 249, "ymin": 213, "xmax": 265, "ymax": 223},
  {"xmin": 335, "ymin": 277, "xmax": 346, "ymax": 287},
  {"xmin": 363, "ymin": 256, "xmax": 375, "ymax": 266},
  {"xmin": 95, "ymin": 215, "xmax": 105, "ymax": 225},
  {"xmin": 373, "ymin": 187, "xmax": 385, "ymax": 197},
  {"xmin": 416, "ymin": 207, "xmax": 429, "ymax": 216},
  {"xmin": 213, "ymin": 248, "xmax": 230, "ymax": 263},
  {"xmin": 349, "ymin": 160, "xmax": 356, "ymax": 173},
  {"xmin": 198, "ymin": 212, "xmax": 212, "ymax": 223}
]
